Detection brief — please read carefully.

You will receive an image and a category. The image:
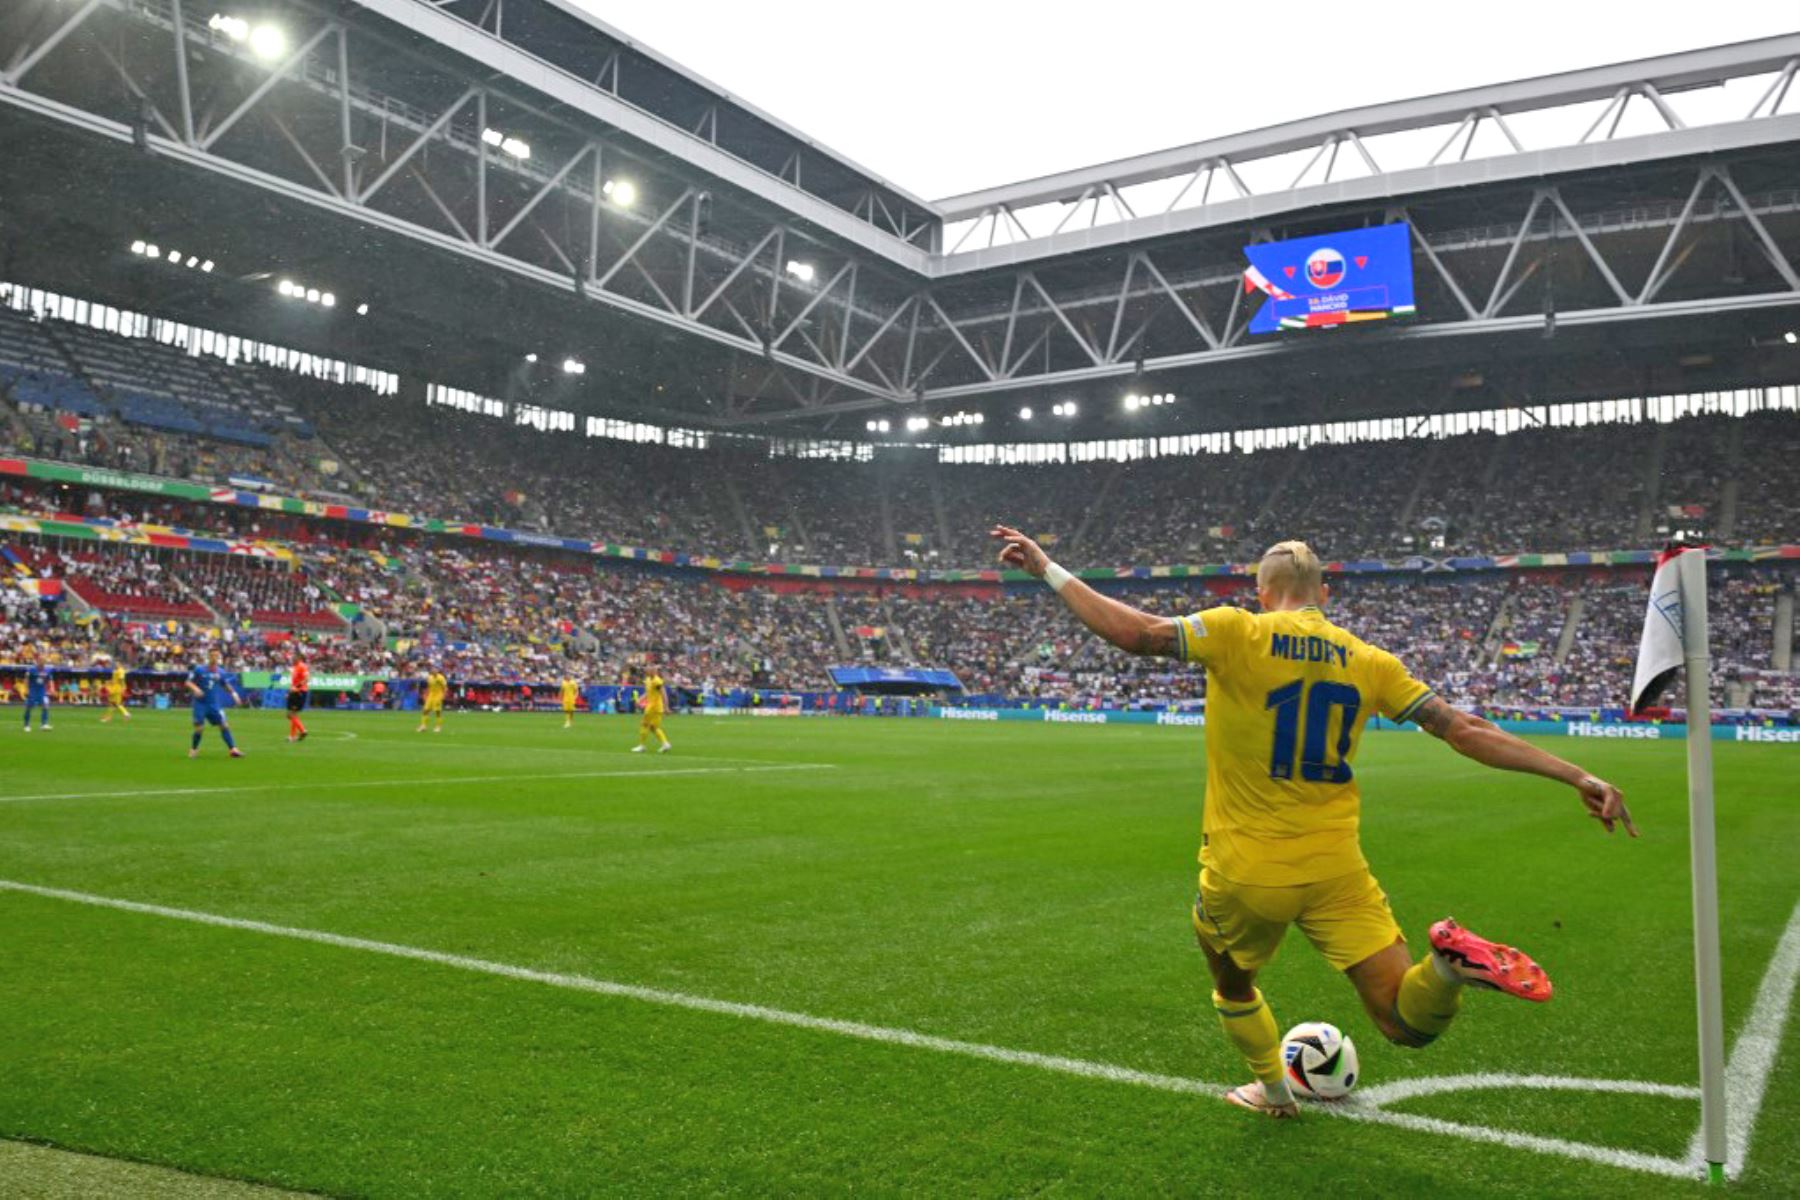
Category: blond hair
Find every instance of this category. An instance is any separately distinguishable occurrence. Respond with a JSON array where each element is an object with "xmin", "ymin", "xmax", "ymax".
[{"xmin": 1257, "ymin": 540, "xmax": 1324, "ymax": 602}]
